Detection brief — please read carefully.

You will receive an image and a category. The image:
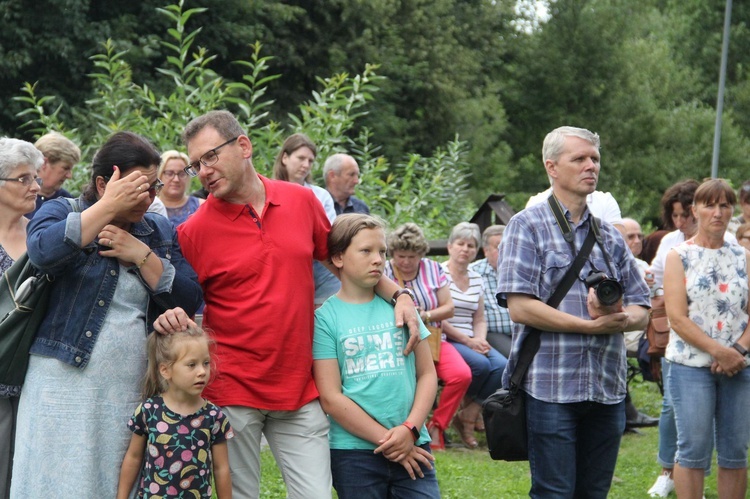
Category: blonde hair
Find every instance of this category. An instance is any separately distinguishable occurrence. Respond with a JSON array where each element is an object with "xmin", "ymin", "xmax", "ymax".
[{"xmin": 142, "ymin": 326, "xmax": 214, "ymax": 399}]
